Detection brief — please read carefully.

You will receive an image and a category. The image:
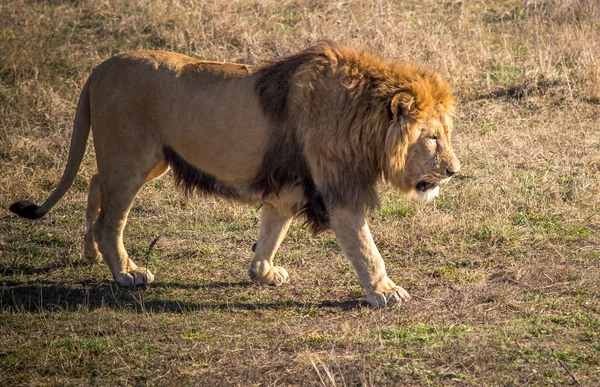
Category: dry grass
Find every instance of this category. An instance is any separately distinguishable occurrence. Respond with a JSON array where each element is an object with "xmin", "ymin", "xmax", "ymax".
[{"xmin": 1, "ymin": 0, "xmax": 600, "ymax": 385}]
